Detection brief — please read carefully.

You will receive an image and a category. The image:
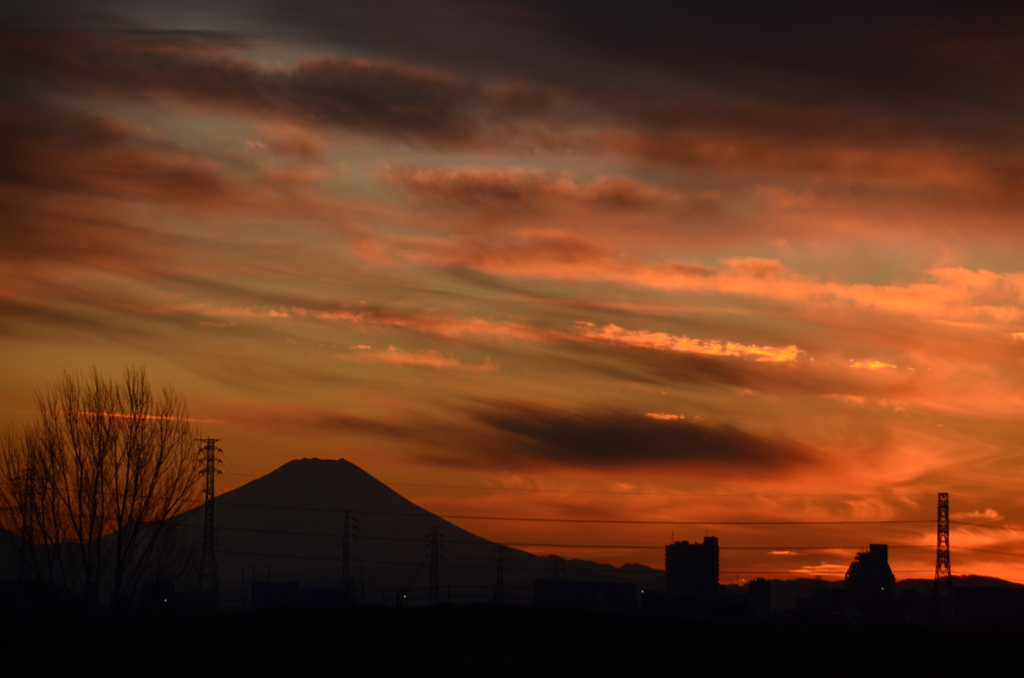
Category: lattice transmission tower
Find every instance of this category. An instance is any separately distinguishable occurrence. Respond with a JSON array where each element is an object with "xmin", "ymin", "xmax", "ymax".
[
  {"xmin": 197, "ymin": 438, "xmax": 222, "ymax": 601},
  {"xmin": 936, "ymin": 491, "xmax": 951, "ymax": 594}
]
